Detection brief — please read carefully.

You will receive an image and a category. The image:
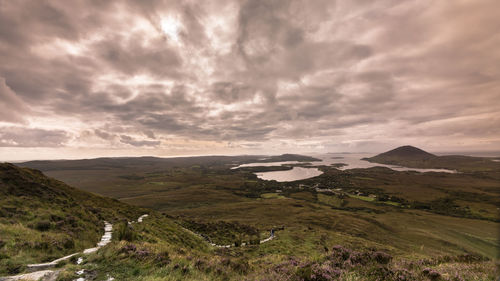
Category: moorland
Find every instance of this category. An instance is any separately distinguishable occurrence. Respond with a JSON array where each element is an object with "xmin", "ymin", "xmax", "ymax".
[{"xmin": 0, "ymin": 147, "xmax": 498, "ymax": 280}]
